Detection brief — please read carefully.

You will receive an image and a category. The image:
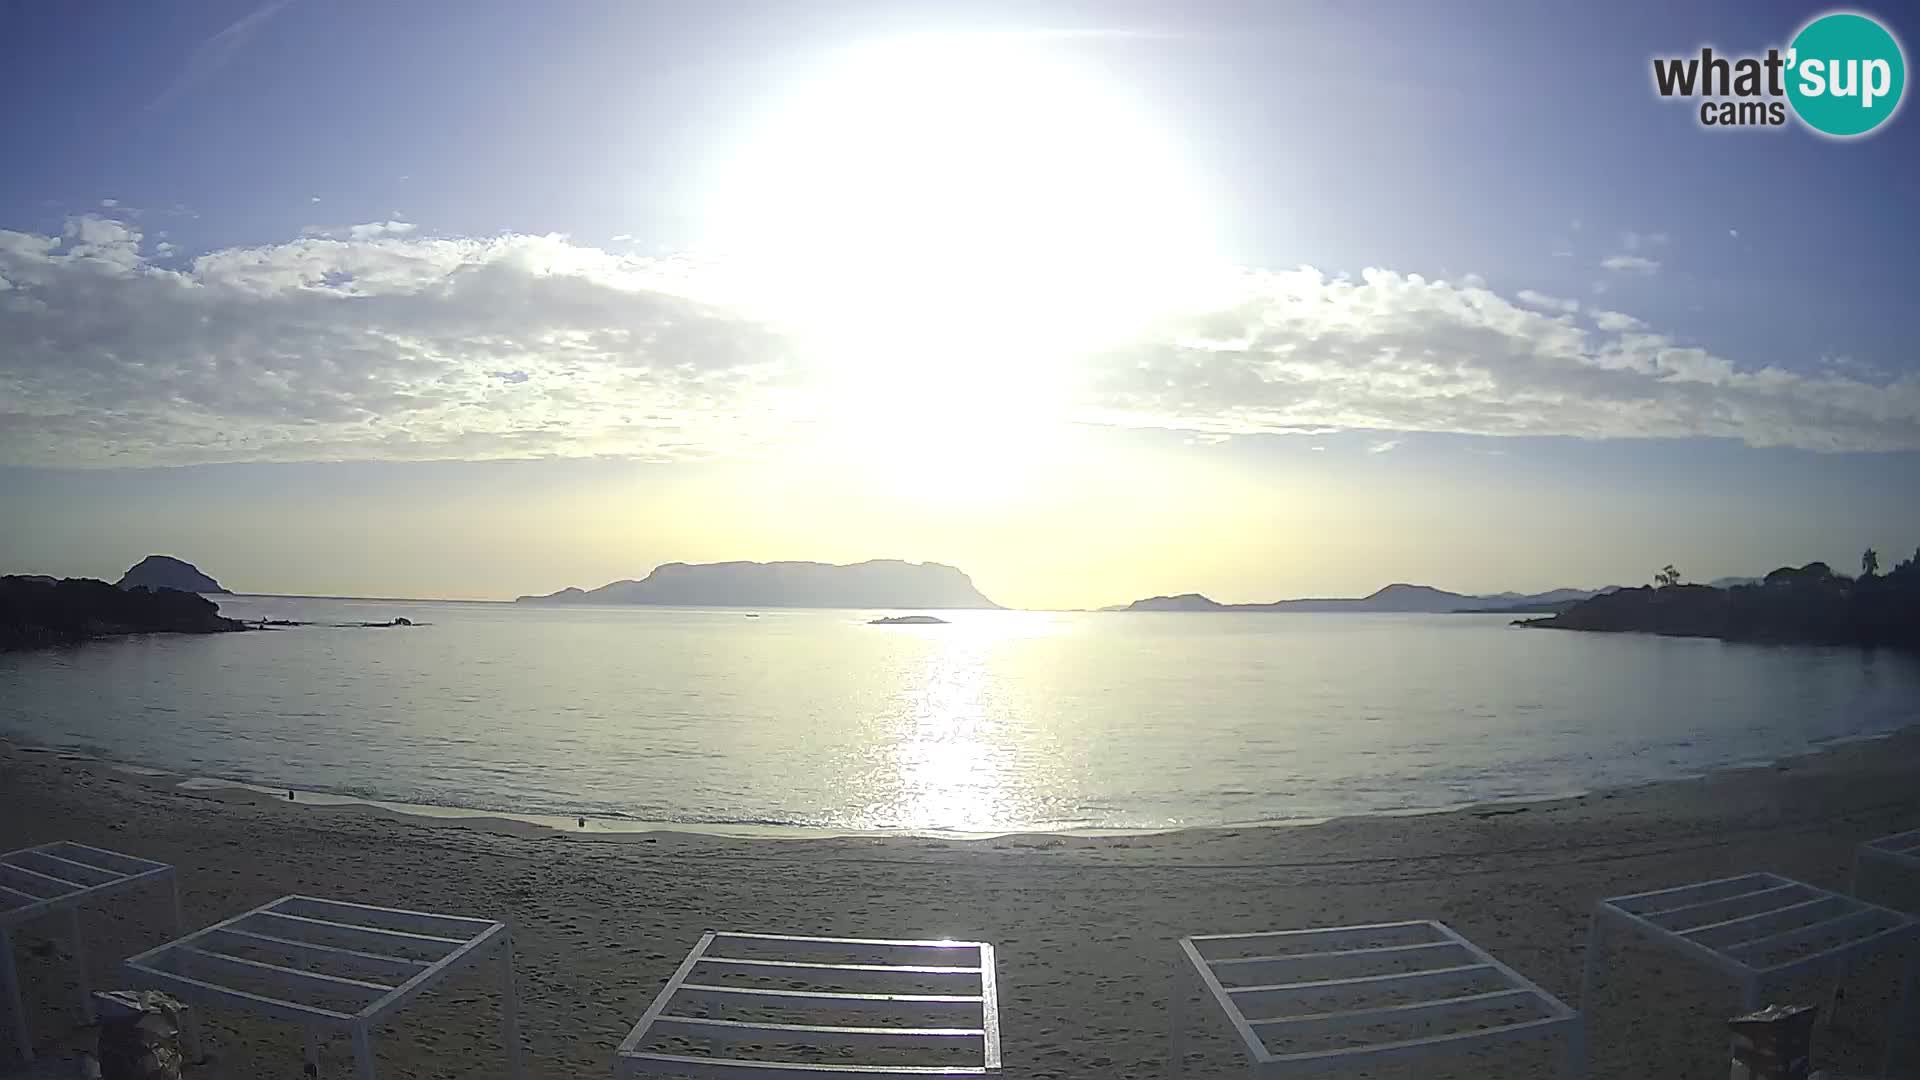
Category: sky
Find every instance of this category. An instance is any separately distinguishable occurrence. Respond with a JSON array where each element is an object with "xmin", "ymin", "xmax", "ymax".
[{"xmin": 2, "ymin": 0, "xmax": 1917, "ymax": 608}]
